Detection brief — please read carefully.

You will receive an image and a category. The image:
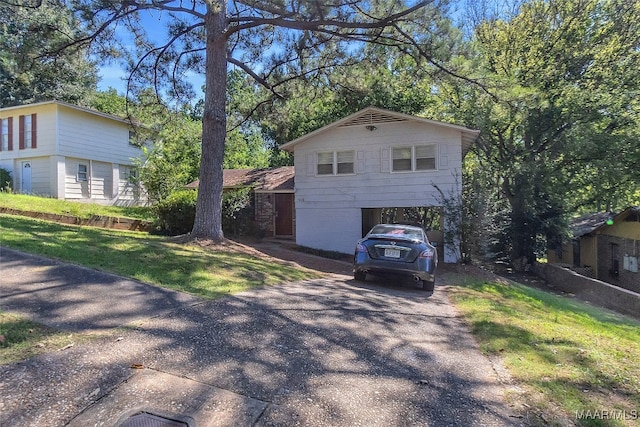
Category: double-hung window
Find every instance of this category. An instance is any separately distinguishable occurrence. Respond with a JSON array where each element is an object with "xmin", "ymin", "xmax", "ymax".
[
  {"xmin": 77, "ymin": 164, "xmax": 88, "ymax": 182},
  {"xmin": 19, "ymin": 114, "xmax": 36, "ymax": 149},
  {"xmin": 1, "ymin": 118, "xmax": 11, "ymax": 151},
  {"xmin": 392, "ymin": 144, "xmax": 437, "ymax": 172},
  {"xmin": 317, "ymin": 151, "xmax": 355, "ymax": 175}
]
